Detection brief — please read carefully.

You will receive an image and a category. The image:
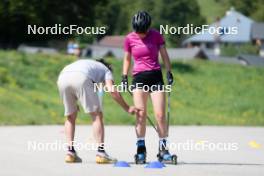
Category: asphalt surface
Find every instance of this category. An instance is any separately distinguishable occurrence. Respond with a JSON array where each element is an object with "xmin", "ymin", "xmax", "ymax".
[{"xmin": 0, "ymin": 126, "xmax": 263, "ymax": 176}]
